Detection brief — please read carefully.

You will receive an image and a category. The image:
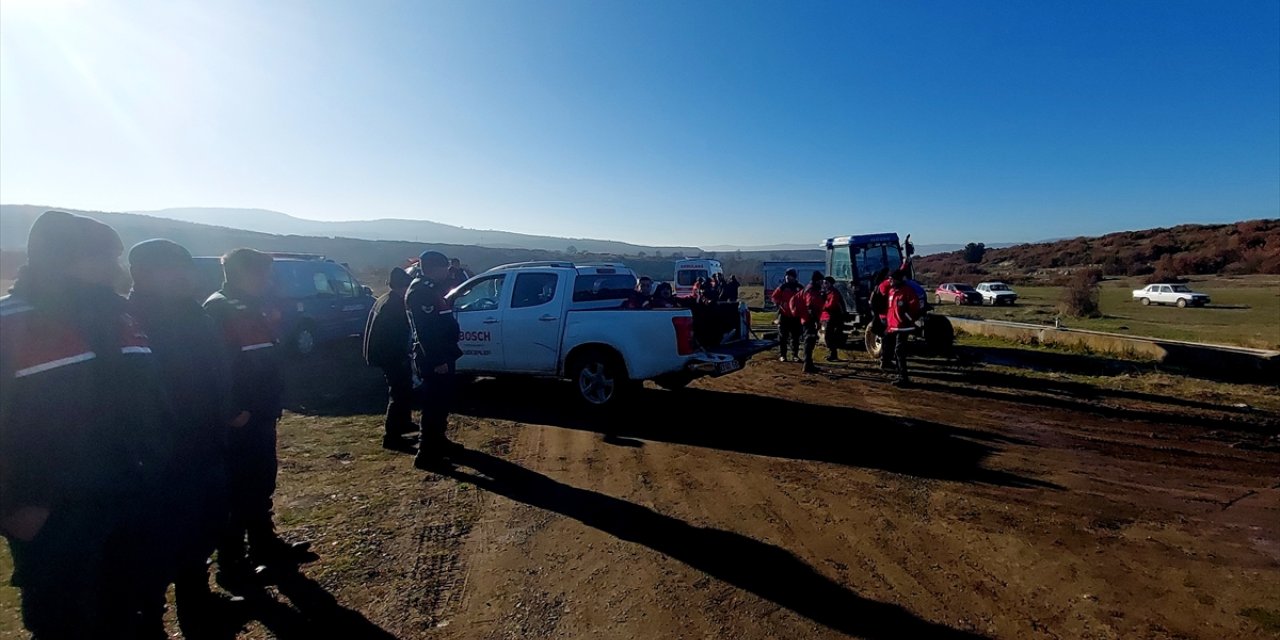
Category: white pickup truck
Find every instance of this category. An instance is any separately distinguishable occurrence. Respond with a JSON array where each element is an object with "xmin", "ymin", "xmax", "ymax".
[
  {"xmin": 1132, "ymin": 283, "xmax": 1211, "ymax": 308},
  {"xmin": 446, "ymin": 262, "xmax": 775, "ymax": 406}
]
